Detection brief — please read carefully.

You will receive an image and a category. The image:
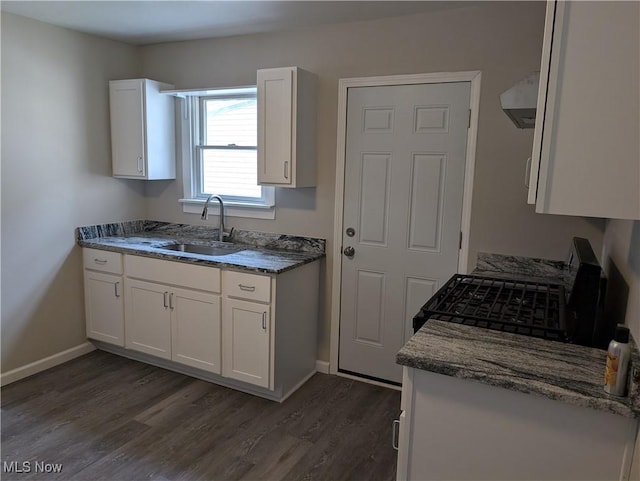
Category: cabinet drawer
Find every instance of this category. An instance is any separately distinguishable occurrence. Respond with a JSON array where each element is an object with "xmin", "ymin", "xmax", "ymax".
[
  {"xmin": 223, "ymin": 270, "xmax": 271, "ymax": 303},
  {"xmin": 124, "ymin": 255, "xmax": 220, "ymax": 293},
  {"xmin": 83, "ymin": 248, "xmax": 123, "ymax": 275}
]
